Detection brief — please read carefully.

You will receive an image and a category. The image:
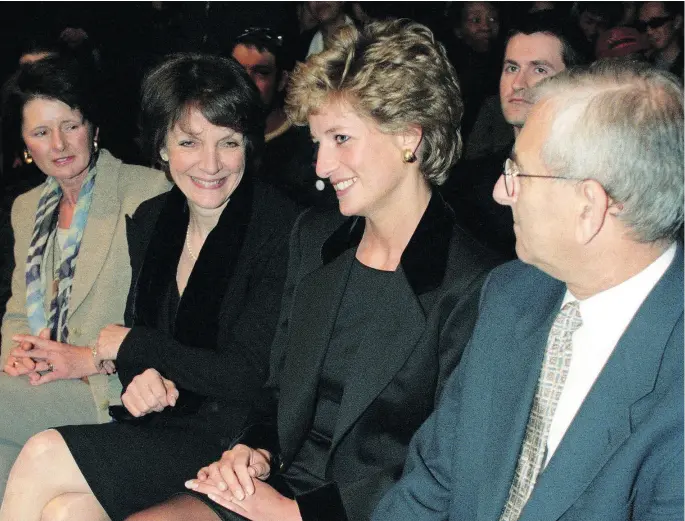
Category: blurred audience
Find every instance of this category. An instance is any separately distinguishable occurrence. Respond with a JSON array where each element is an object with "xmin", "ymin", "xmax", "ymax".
[
  {"xmin": 441, "ymin": 2, "xmax": 505, "ymax": 142},
  {"xmin": 638, "ymin": 1, "xmax": 683, "ymax": 80},
  {"xmin": 570, "ymin": 2, "xmax": 625, "ymax": 60},
  {"xmin": 443, "ymin": 12, "xmax": 584, "ymax": 259},
  {"xmin": 301, "ymin": 1, "xmax": 355, "ymax": 59},
  {"xmin": 231, "ymin": 27, "xmax": 336, "ymax": 207},
  {"xmin": 595, "ymin": 25, "xmax": 650, "ymax": 58}
]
